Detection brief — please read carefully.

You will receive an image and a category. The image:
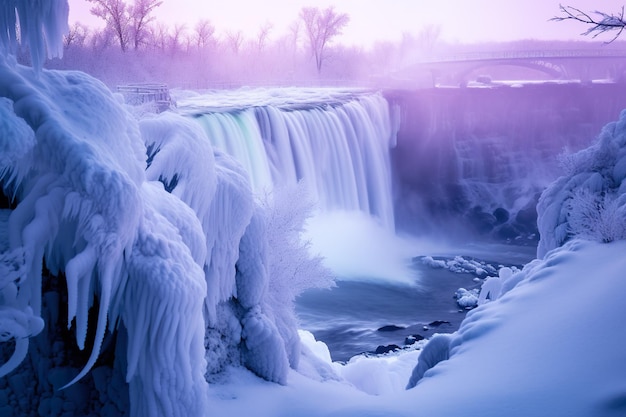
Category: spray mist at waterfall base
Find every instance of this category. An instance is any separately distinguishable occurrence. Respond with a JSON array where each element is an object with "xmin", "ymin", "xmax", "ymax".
[
  {"xmin": 299, "ymin": 211, "xmax": 457, "ymax": 361},
  {"xmin": 304, "ymin": 210, "xmax": 433, "ymax": 286},
  {"xmin": 297, "ymin": 211, "xmax": 537, "ymax": 361}
]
